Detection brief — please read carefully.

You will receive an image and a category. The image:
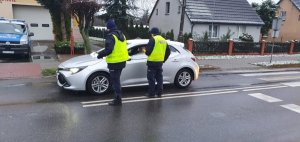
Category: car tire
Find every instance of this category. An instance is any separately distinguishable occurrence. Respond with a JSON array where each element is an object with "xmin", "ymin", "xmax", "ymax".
[
  {"xmin": 25, "ymin": 48, "xmax": 31, "ymax": 62},
  {"xmin": 174, "ymin": 69, "xmax": 193, "ymax": 88},
  {"xmin": 86, "ymin": 72, "xmax": 111, "ymax": 95}
]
